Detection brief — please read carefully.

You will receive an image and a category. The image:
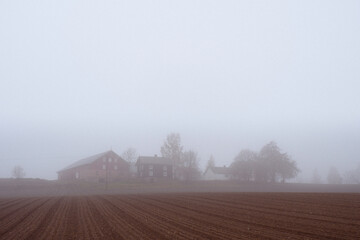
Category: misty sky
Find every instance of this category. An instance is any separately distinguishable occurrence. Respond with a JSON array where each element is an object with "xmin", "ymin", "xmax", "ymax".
[{"xmin": 1, "ymin": 0, "xmax": 359, "ymax": 180}]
